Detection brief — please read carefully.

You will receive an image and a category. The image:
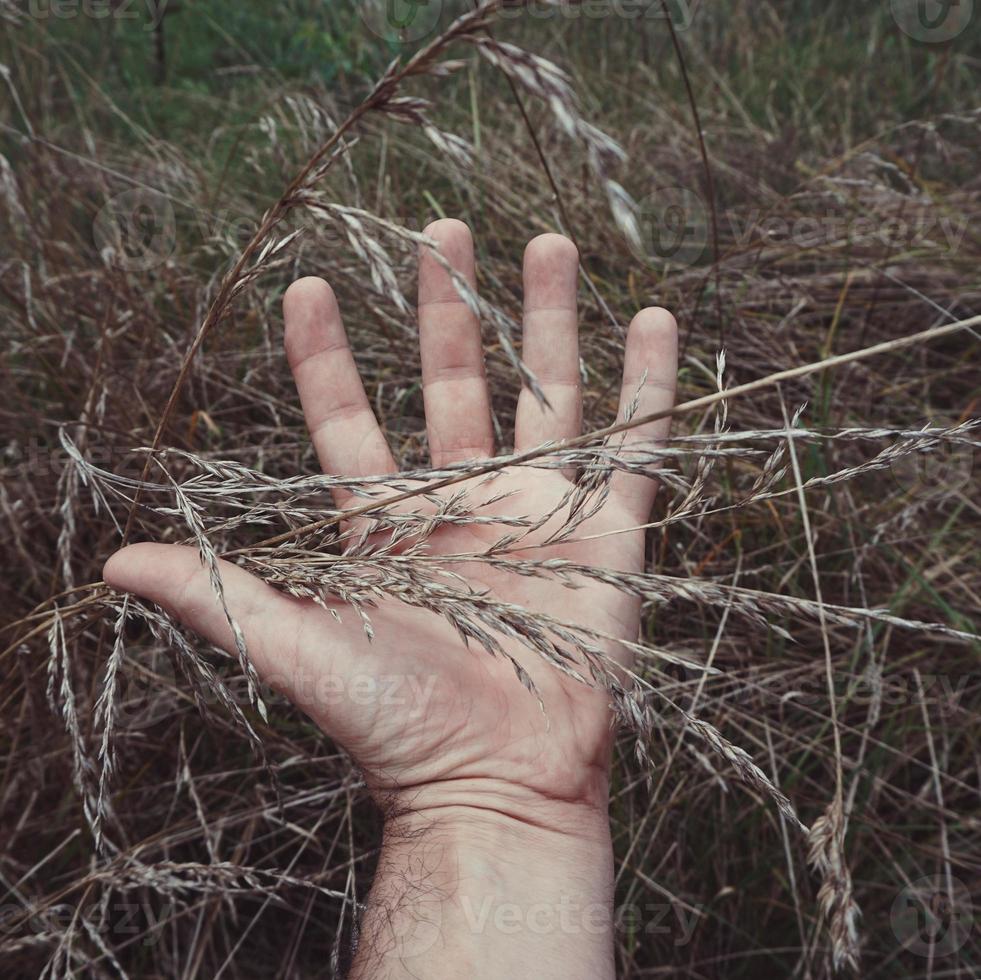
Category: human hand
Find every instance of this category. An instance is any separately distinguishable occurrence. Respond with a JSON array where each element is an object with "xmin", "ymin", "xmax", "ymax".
[{"xmin": 104, "ymin": 219, "xmax": 677, "ymax": 977}]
